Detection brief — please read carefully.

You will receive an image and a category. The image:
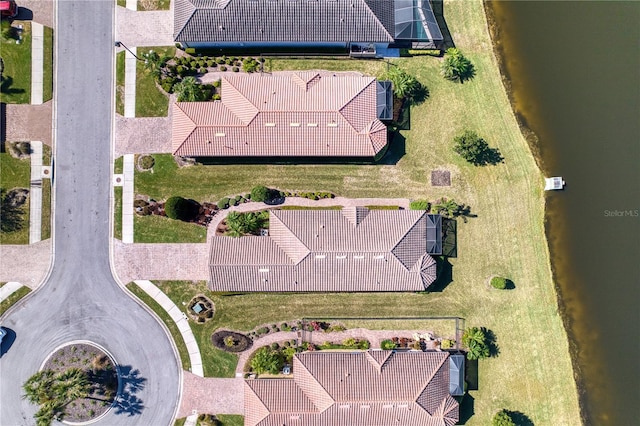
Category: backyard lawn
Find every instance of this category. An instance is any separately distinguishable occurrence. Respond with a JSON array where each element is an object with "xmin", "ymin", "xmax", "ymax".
[
  {"xmin": 131, "ymin": 1, "xmax": 580, "ymax": 424},
  {"xmin": 0, "ymin": 21, "xmax": 32, "ymax": 104},
  {"xmin": 136, "ymin": 46, "xmax": 175, "ymax": 117}
]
